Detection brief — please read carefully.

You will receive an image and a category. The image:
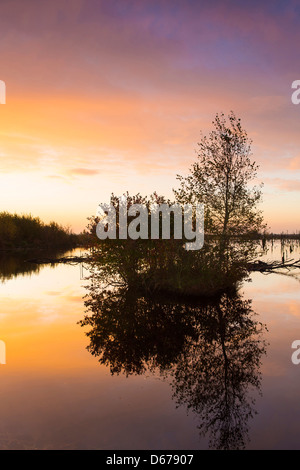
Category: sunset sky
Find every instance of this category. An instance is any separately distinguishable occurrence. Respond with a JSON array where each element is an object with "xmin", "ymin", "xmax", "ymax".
[{"xmin": 0, "ymin": 0, "xmax": 300, "ymax": 233}]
